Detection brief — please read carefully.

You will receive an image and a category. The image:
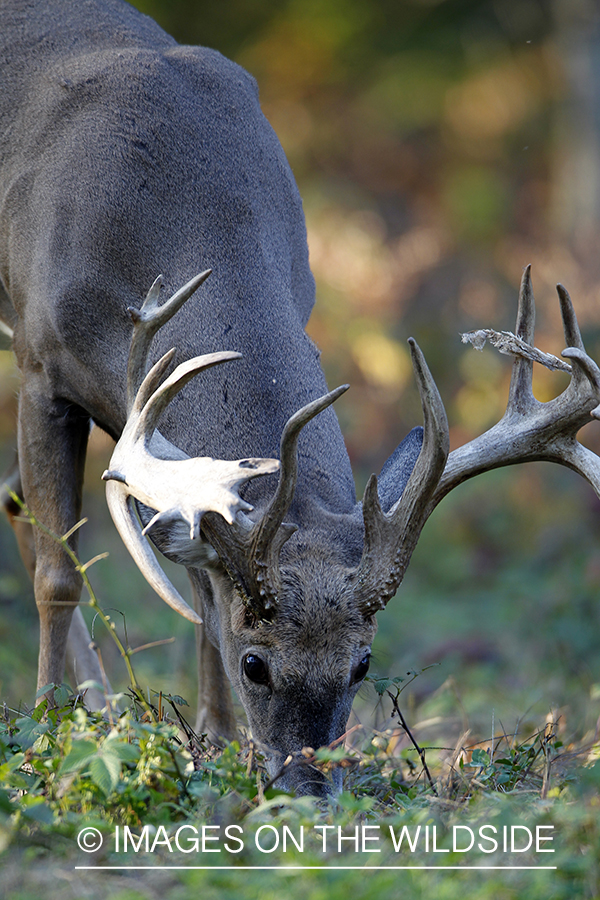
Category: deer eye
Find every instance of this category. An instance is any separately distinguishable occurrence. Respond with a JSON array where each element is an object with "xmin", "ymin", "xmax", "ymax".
[
  {"xmin": 353, "ymin": 654, "xmax": 371, "ymax": 683},
  {"xmin": 243, "ymin": 653, "xmax": 270, "ymax": 685}
]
